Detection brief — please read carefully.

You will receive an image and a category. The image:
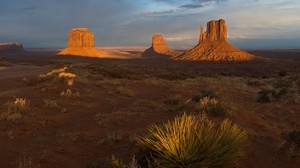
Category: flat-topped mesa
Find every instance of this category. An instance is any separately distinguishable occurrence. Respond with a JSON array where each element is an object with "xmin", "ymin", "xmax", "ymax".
[
  {"xmin": 68, "ymin": 28, "xmax": 94, "ymax": 48},
  {"xmin": 199, "ymin": 19, "xmax": 227, "ymax": 43},
  {"xmin": 57, "ymin": 27, "xmax": 106, "ymax": 57}
]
